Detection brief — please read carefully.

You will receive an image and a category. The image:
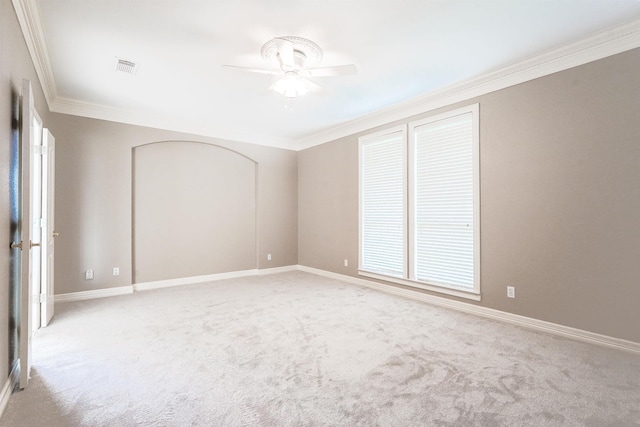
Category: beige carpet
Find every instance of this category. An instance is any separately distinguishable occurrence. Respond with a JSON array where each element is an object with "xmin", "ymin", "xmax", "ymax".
[{"xmin": 1, "ymin": 271, "xmax": 639, "ymax": 426}]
